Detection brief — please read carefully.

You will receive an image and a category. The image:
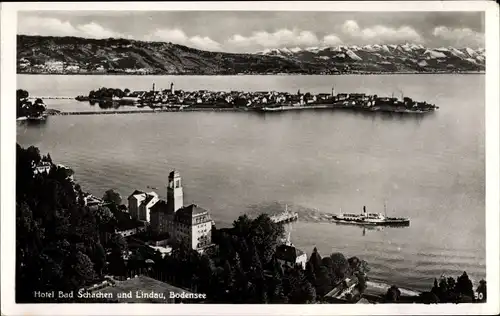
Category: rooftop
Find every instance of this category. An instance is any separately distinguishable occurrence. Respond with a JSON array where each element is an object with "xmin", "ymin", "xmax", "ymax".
[
  {"xmin": 176, "ymin": 204, "xmax": 209, "ymax": 218},
  {"xmin": 150, "ymin": 200, "xmax": 170, "ymax": 214},
  {"xmin": 275, "ymin": 244, "xmax": 306, "ymax": 262},
  {"xmin": 142, "ymin": 194, "xmax": 157, "ymax": 206},
  {"xmin": 128, "ymin": 190, "xmax": 145, "ymax": 200},
  {"xmin": 93, "ymin": 275, "xmax": 193, "ymax": 303},
  {"xmin": 169, "ymin": 170, "xmax": 180, "ymax": 178}
]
